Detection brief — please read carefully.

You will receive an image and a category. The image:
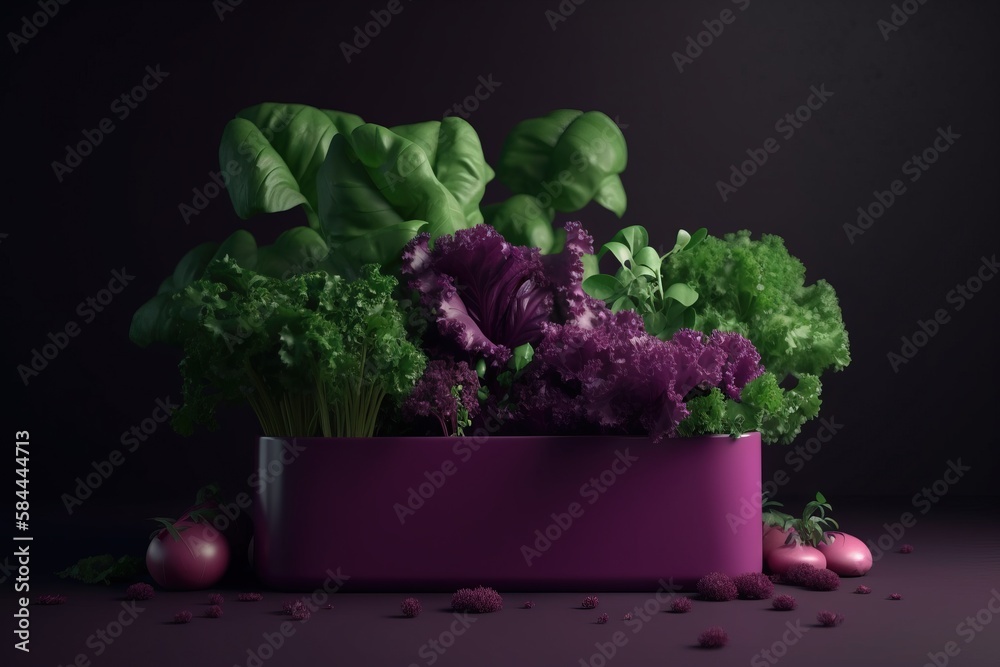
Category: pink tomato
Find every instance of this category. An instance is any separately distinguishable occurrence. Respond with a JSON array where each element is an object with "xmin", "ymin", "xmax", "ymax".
[
  {"xmin": 817, "ymin": 531, "xmax": 873, "ymax": 577},
  {"xmin": 146, "ymin": 521, "xmax": 230, "ymax": 590},
  {"xmin": 766, "ymin": 542, "xmax": 827, "ymax": 574},
  {"xmin": 763, "ymin": 525, "xmax": 794, "ymax": 559},
  {"xmin": 178, "ymin": 495, "xmax": 253, "ymax": 573}
]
